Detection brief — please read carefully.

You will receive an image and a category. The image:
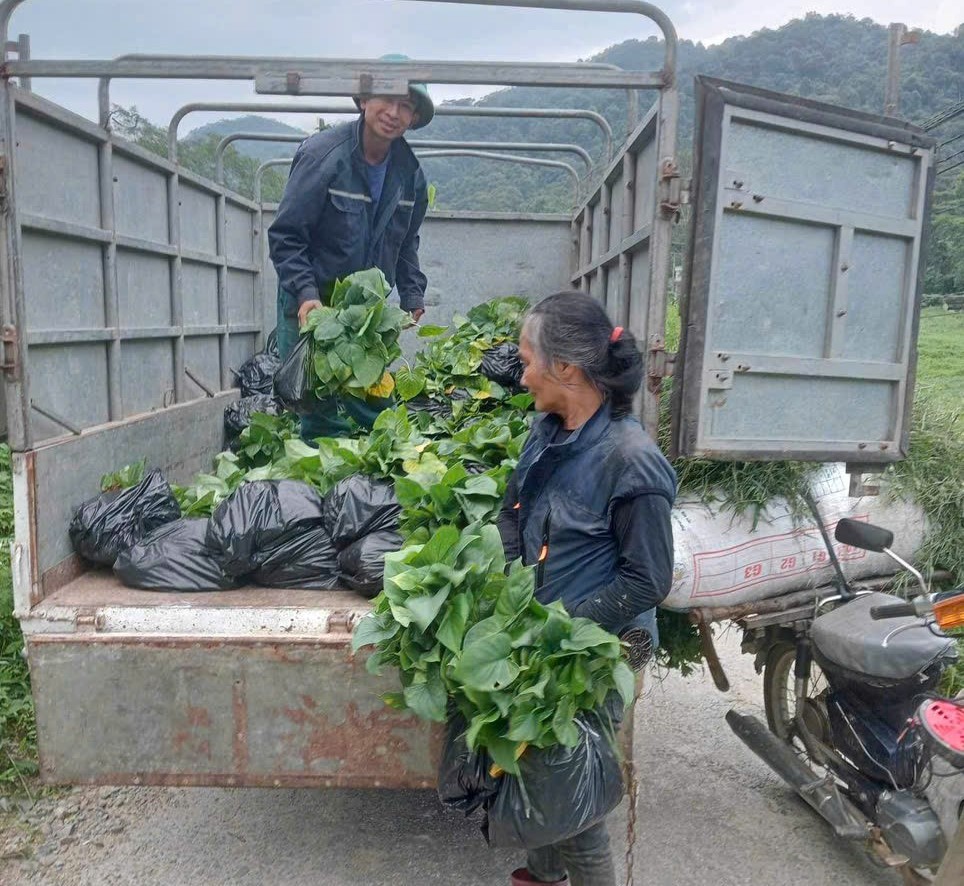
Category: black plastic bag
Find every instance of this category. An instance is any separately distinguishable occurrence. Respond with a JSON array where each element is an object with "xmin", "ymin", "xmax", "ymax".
[
  {"xmin": 69, "ymin": 469, "xmax": 181, "ymax": 567},
  {"xmin": 234, "ymin": 351, "xmax": 281, "ymax": 398},
  {"xmin": 407, "ymin": 395, "xmax": 451, "ymax": 419},
  {"xmin": 337, "ymin": 530, "xmax": 402, "ymax": 598},
  {"xmin": 205, "ymin": 480, "xmax": 326, "ymax": 577},
  {"xmin": 114, "ymin": 519, "xmax": 236, "ymax": 592},
  {"xmin": 265, "ymin": 328, "xmax": 280, "ymax": 359},
  {"xmin": 438, "ymin": 715, "xmax": 500, "ymax": 817},
  {"xmin": 480, "ymin": 343, "xmax": 524, "ymax": 390},
  {"xmin": 323, "ymin": 476, "xmax": 401, "ymax": 550},
  {"xmin": 254, "ymin": 525, "xmax": 341, "ymax": 590},
  {"xmin": 273, "ymin": 334, "xmax": 317, "ymax": 415},
  {"xmin": 439, "ymin": 708, "xmax": 624, "ymax": 850},
  {"xmin": 224, "ymin": 395, "xmax": 283, "ymax": 442}
]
